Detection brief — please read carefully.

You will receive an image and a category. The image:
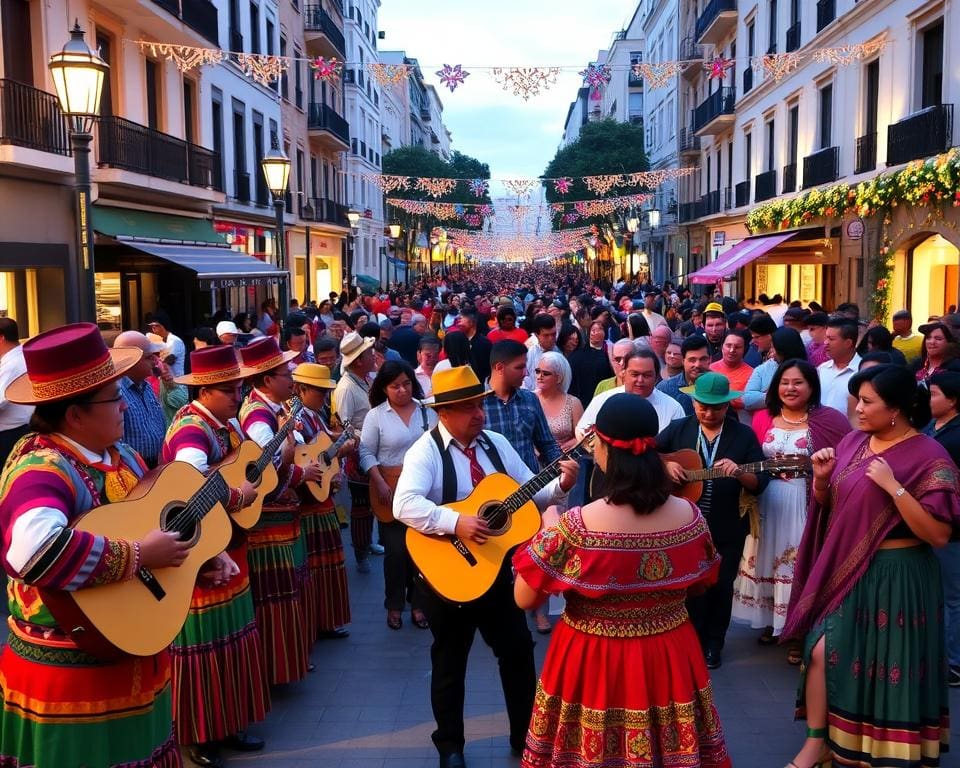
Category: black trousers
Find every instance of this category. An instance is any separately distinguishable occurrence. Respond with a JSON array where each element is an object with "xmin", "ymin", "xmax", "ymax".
[
  {"xmin": 417, "ymin": 561, "xmax": 536, "ymax": 755},
  {"xmin": 0, "ymin": 425, "xmax": 29, "ymax": 469},
  {"xmin": 380, "ymin": 520, "xmax": 422, "ymax": 612},
  {"xmin": 687, "ymin": 534, "xmax": 746, "ymax": 651}
]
